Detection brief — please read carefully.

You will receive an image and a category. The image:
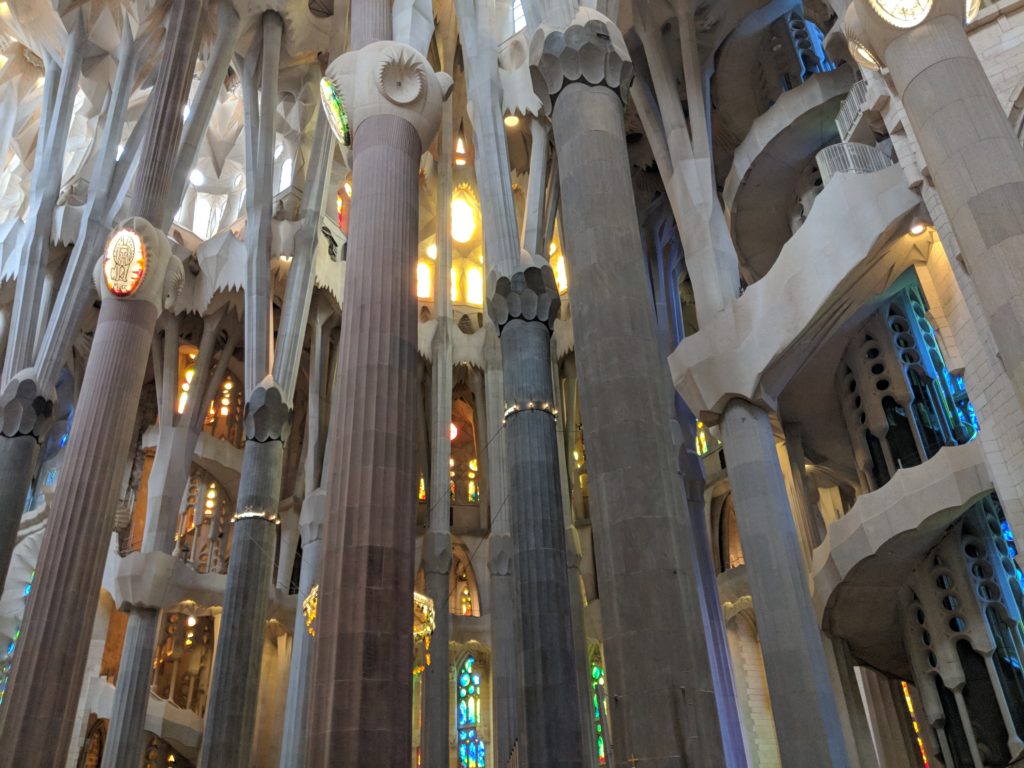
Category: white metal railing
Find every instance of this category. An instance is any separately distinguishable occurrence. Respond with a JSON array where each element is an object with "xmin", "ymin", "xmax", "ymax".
[
  {"xmin": 836, "ymin": 80, "xmax": 868, "ymax": 142},
  {"xmin": 815, "ymin": 142, "xmax": 893, "ymax": 186}
]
